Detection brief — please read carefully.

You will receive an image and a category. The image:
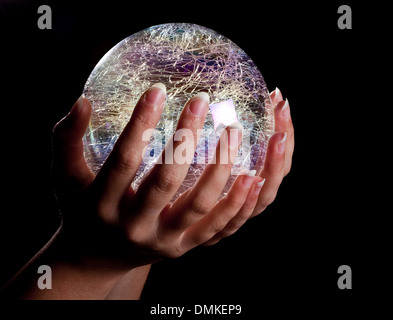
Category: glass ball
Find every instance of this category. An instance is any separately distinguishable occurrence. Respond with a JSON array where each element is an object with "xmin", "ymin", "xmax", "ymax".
[{"xmin": 83, "ymin": 23, "xmax": 274, "ymax": 202}]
